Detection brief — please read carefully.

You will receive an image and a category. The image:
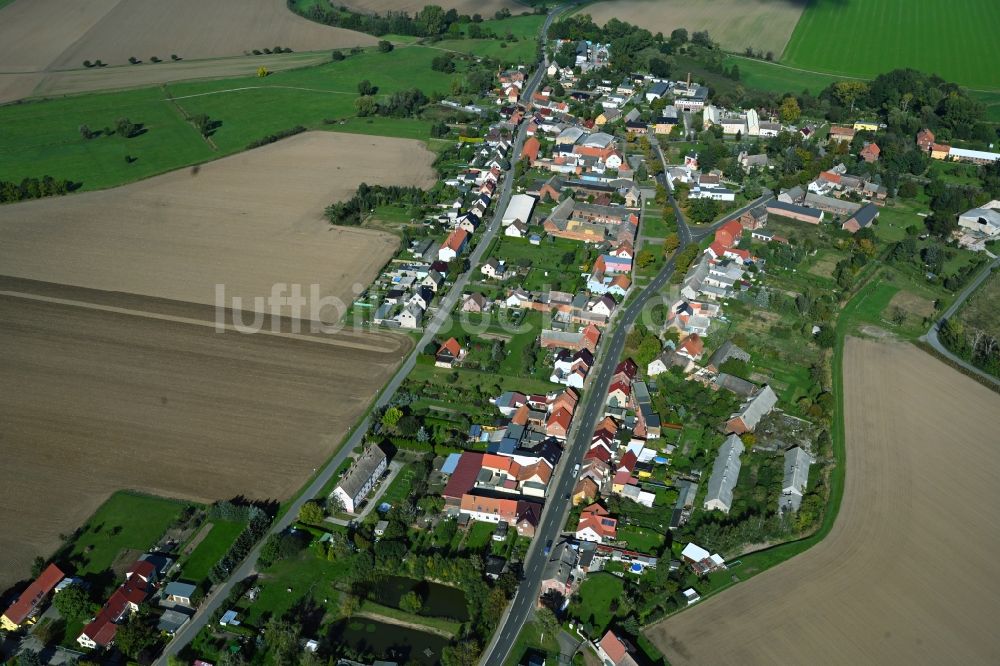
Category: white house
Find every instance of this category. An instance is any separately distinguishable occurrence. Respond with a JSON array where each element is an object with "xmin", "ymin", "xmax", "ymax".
[
  {"xmin": 505, "ymin": 220, "xmax": 528, "ymax": 238},
  {"xmin": 331, "ymin": 445, "xmax": 387, "ymax": 513},
  {"xmin": 395, "ymin": 304, "xmax": 423, "ymax": 329}
]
